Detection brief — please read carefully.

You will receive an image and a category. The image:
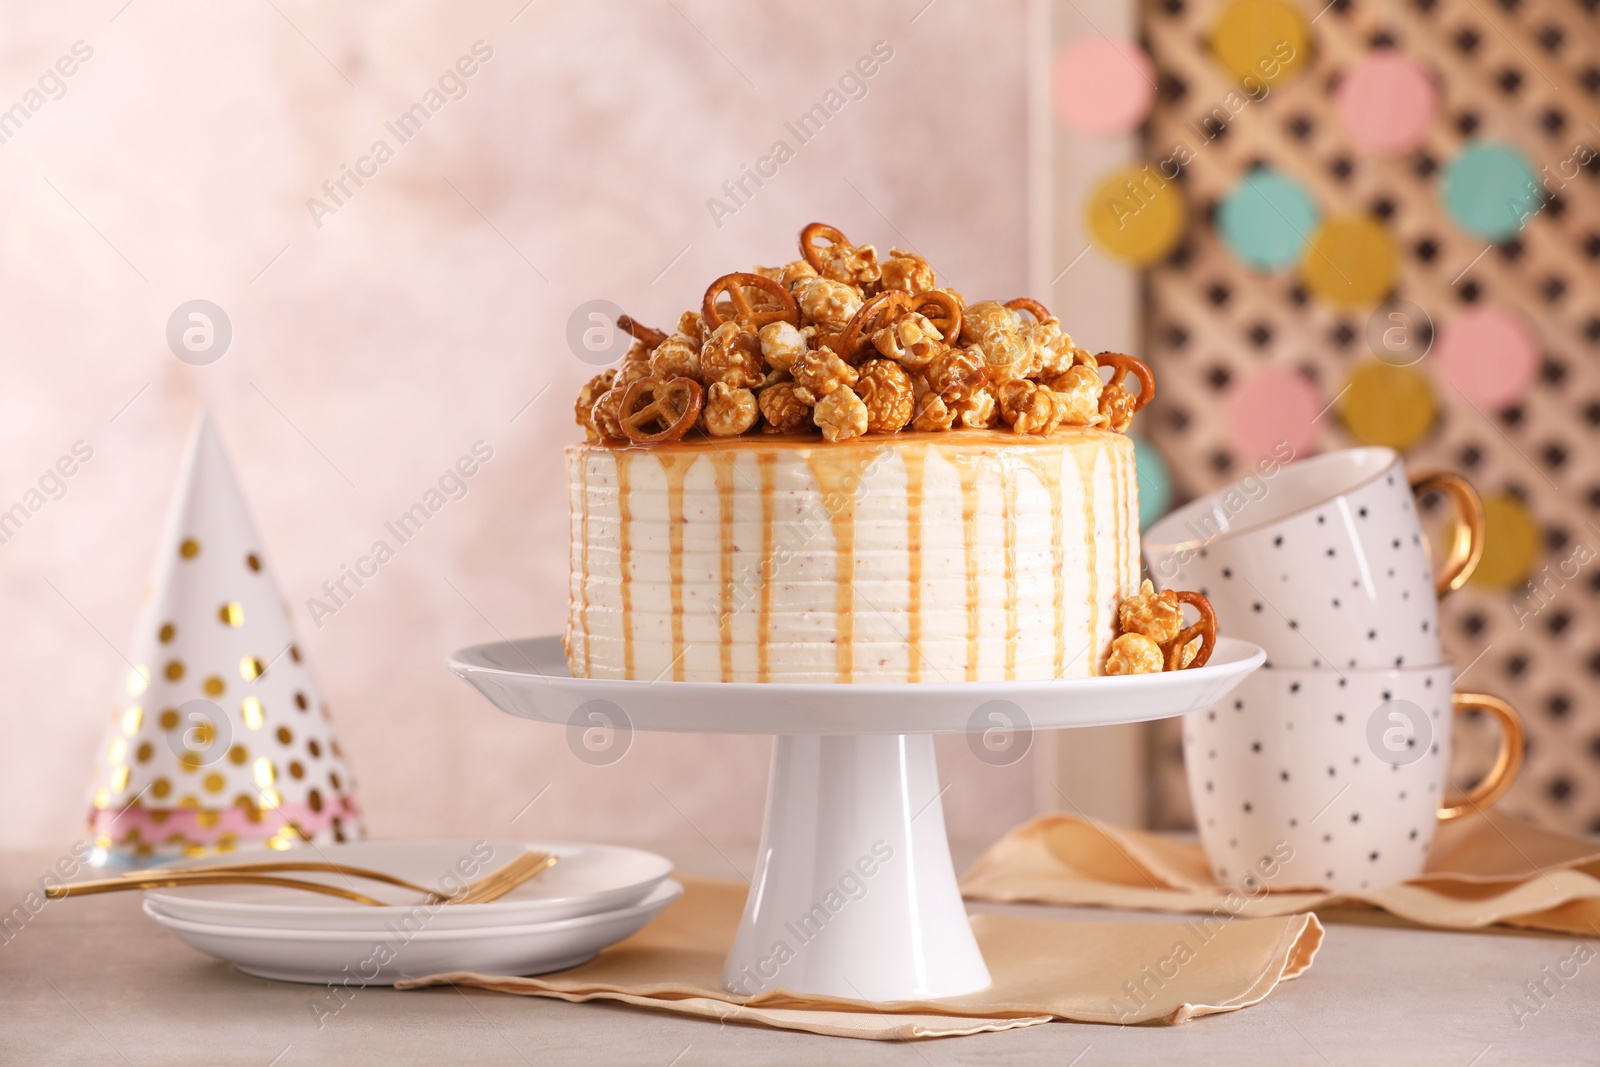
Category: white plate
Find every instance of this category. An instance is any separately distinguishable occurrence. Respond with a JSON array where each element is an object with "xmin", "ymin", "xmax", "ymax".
[
  {"xmin": 144, "ymin": 840, "xmax": 673, "ymax": 932},
  {"xmin": 144, "ymin": 879, "xmax": 683, "ymax": 985},
  {"xmin": 449, "ymin": 636, "xmax": 1267, "ymax": 733}
]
